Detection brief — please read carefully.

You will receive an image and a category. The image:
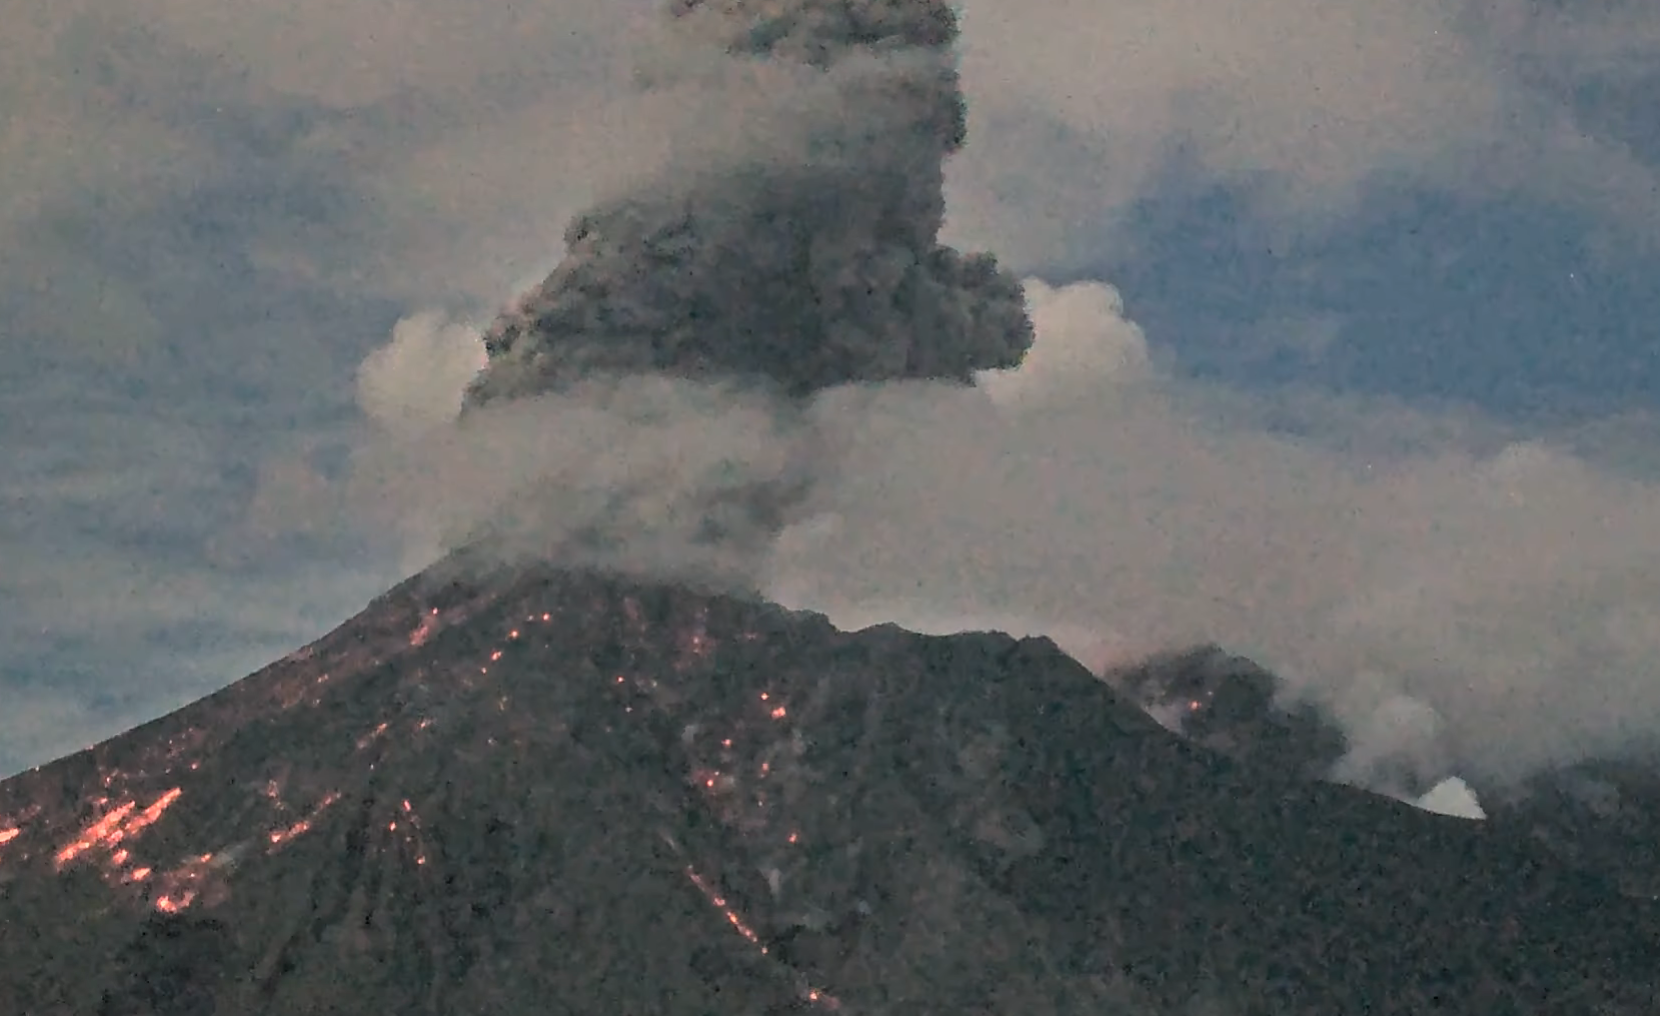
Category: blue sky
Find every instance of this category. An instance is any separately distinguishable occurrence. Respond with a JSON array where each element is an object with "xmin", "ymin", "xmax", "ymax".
[
  {"xmin": 4, "ymin": 0, "xmax": 1660, "ymax": 781},
  {"xmin": 1105, "ymin": 174, "xmax": 1660, "ymax": 419}
]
